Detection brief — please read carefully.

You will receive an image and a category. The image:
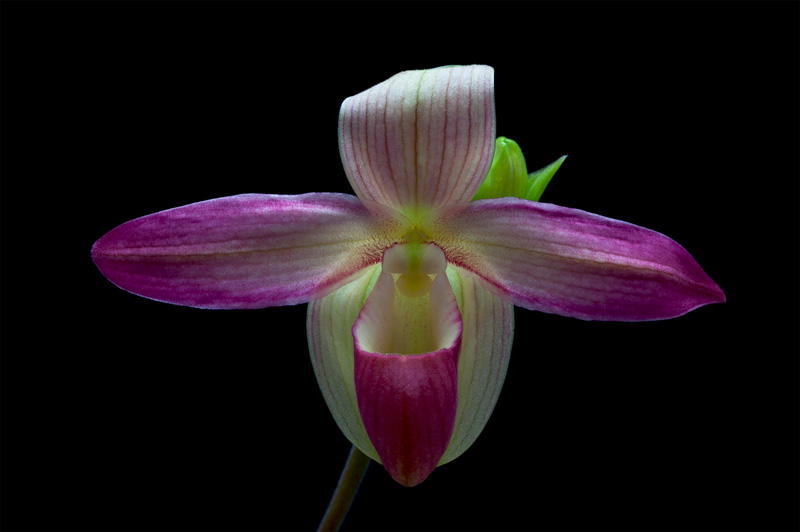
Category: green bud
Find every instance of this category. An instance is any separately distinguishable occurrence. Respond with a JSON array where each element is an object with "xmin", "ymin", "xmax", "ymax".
[
  {"xmin": 525, "ymin": 155, "xmax": 566, "ymax": 202},
  {"xmin": 472, "ymin": 137, "xmax": 528, "ymax": 201},
  {"xmin": 472, "ymin": 137, "xmax": 566, "ymax": 202}
]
